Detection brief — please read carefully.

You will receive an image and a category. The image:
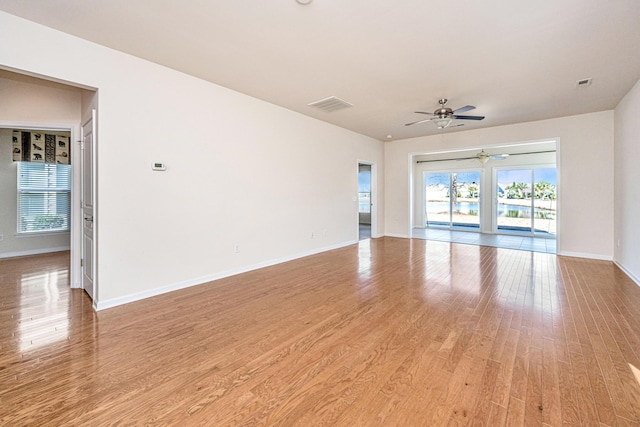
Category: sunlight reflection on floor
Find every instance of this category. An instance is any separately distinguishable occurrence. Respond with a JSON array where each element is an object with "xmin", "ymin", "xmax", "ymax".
[{"xmin": 18, "ymin": 268, "xmax": 70, "ymax": 352}]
